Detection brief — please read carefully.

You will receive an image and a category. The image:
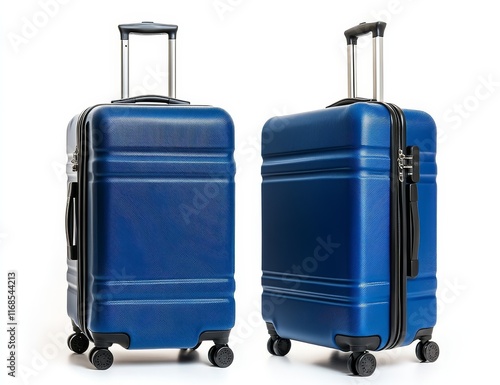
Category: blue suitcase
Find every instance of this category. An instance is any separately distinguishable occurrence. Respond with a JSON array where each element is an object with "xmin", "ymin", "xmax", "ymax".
[
  {"xmin": 65, "ymin": 22, "xmax": 235, "ymax": 370},
  {"xmin": 261, "ymin": 22, "xmax": 439, "ymax": 376}
]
